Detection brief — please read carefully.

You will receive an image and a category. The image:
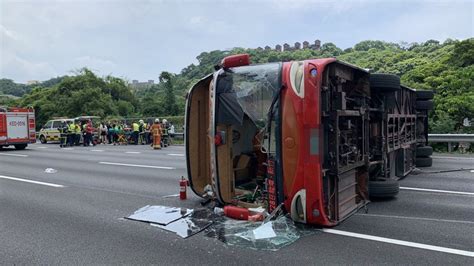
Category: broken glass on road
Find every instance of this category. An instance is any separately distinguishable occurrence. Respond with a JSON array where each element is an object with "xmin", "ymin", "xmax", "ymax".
[{"xmin": 205, "ymin": 215, "xmax": 311, "ymax": 251}]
